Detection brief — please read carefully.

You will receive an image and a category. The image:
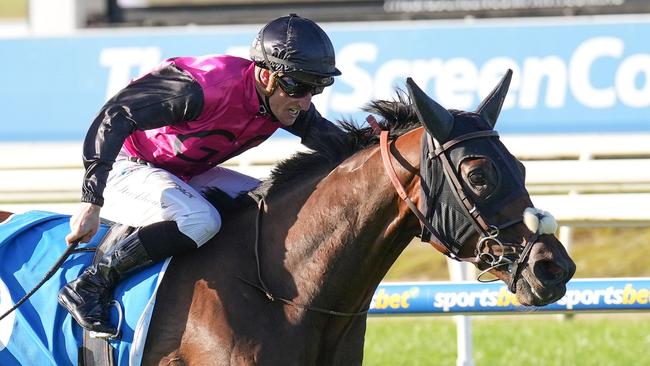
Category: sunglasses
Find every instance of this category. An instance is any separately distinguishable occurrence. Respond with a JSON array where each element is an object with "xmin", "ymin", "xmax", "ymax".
[{"xmin": 275, "ymin": 75, "xmax": 327, "ymax": 98}]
